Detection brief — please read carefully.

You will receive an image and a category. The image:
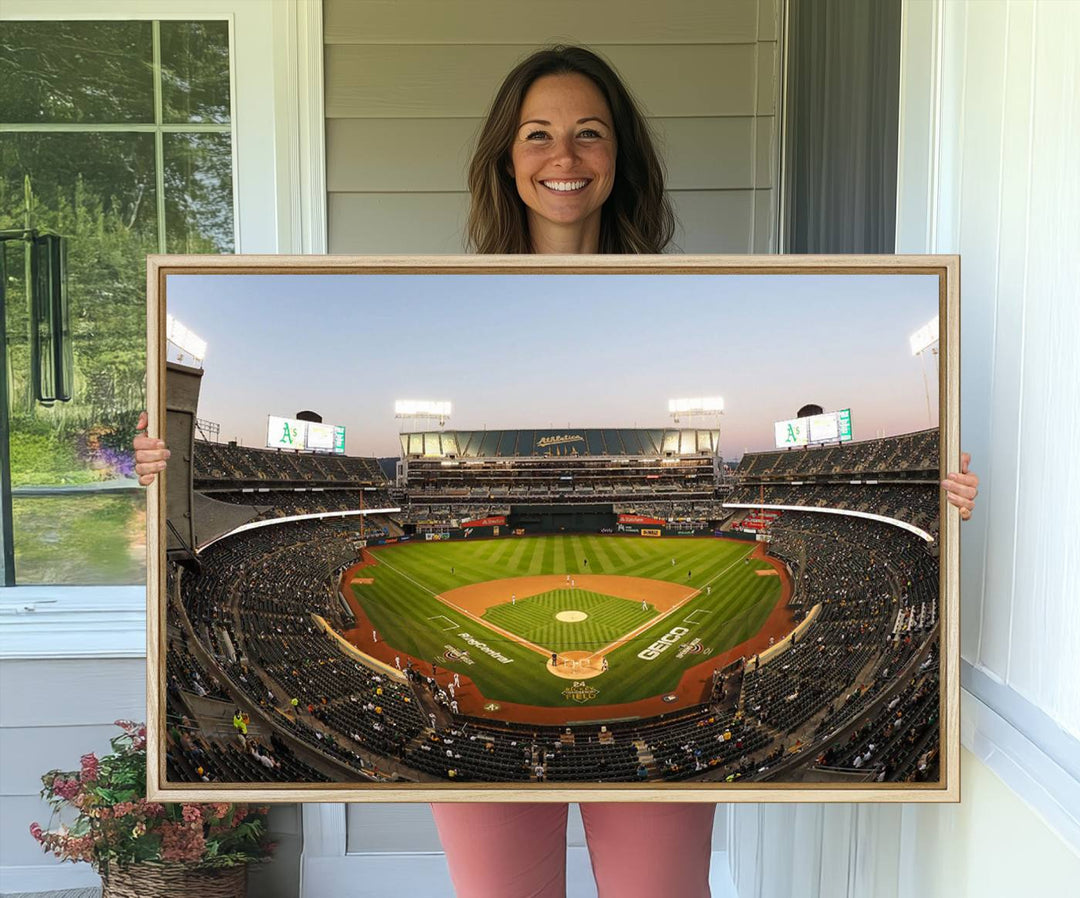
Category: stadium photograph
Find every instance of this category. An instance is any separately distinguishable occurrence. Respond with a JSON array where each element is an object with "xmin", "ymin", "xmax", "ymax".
[{"xmin": 152, "ymin": 264, "xmax": 949, "ymax": 796}]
